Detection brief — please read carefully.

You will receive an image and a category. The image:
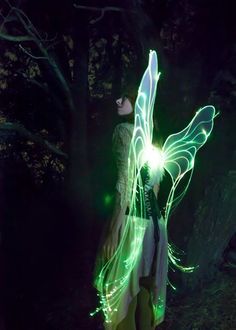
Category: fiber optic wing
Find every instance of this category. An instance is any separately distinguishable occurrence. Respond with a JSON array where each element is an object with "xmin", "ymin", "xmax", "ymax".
[
  {"xmin": 162, "ymin": 105, "xmax": 216, "ymax": 222},
  {"xmin": 131, "ymin": 50, "xmax": 160, "ymax": 170}
]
